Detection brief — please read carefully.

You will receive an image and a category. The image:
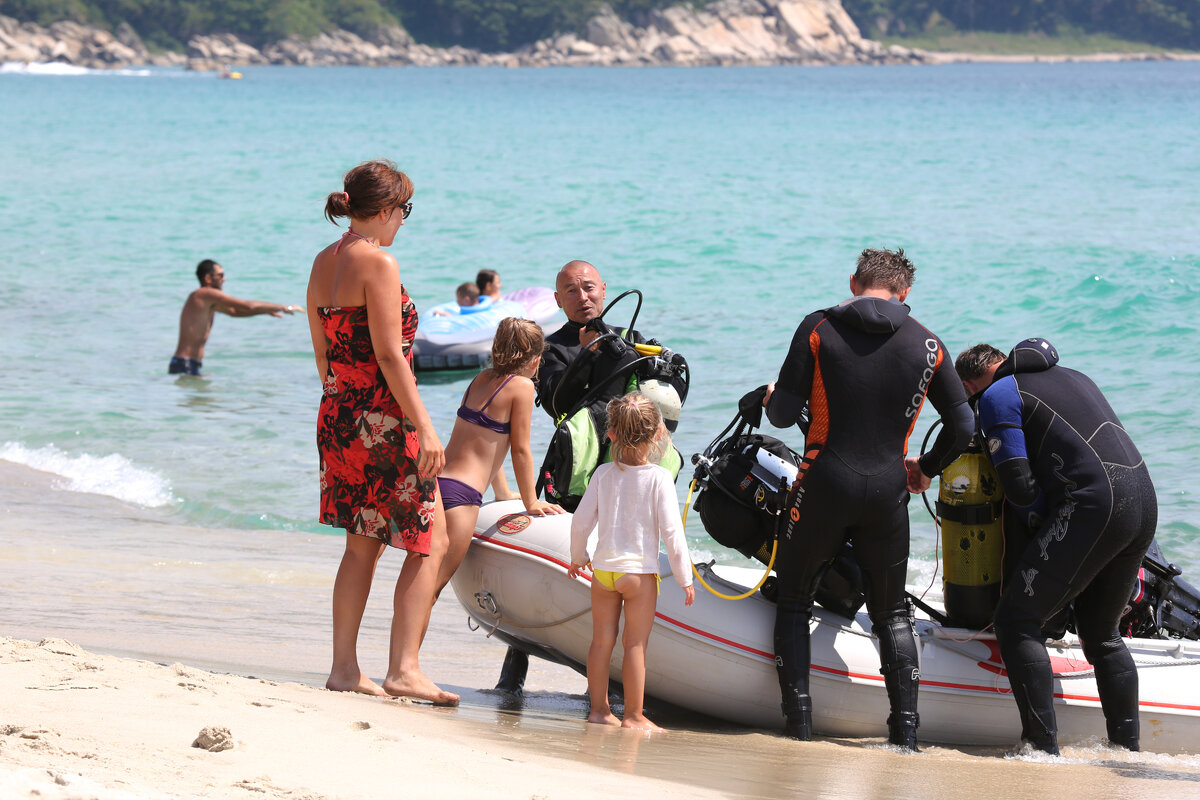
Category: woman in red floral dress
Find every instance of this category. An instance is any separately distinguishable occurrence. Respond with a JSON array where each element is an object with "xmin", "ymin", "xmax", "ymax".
[{"xmin": 305, "ymin": 159, "xmax": 457, "ymax": 705}]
